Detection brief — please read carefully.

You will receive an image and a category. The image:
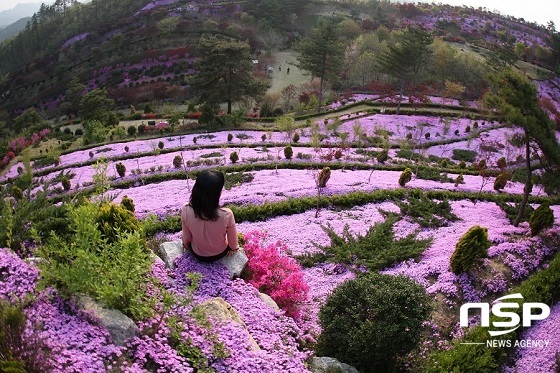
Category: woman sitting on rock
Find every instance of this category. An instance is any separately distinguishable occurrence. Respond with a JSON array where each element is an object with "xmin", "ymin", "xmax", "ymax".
[{"xmin": 181, "ymin": 170, "xmax": 239, "ymax": 262}]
